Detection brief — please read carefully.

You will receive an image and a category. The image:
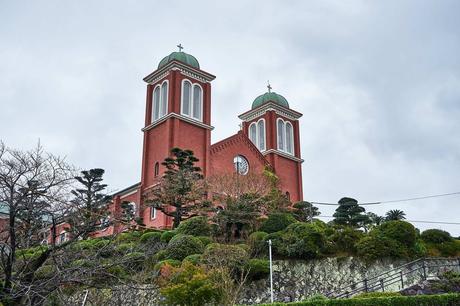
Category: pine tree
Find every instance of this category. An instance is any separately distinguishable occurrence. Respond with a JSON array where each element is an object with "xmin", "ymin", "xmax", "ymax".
[
  {"xmin": 69, "ymin": 168, "xmax": 112, "ymax": 239},
  {"xmin": 333, "ymin": 197, "xmax": 370, "ymax": 228},
  {"xmin": 145, "ymin": 148, "xmax": 210, "ymax": 228}
]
